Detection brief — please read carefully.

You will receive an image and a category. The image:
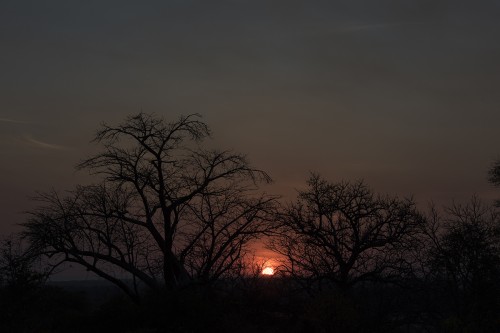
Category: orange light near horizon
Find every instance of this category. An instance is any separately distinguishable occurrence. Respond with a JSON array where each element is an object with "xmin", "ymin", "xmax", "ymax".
[{"xmin": 261, "ymin": 266, "xmax": 275, "ymax": 276}]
